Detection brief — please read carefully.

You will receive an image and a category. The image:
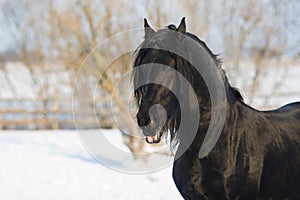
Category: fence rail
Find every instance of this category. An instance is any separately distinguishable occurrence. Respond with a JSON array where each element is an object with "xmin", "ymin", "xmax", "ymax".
[
  {"xmin": 0, "ymin": 96, "xmax": 115, "ymax": 130},
  {"xmin": 0, "ymin": 92, "xmax": 298, "ymax": 130}
]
